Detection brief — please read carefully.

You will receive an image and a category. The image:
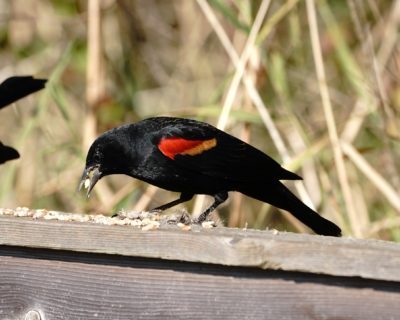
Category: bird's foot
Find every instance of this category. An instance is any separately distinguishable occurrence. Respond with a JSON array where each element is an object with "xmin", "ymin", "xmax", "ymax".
[
  {"xmin": 192, "ymin": 216, "xmax": 216, "ymax": 228},
  {"xmin": 149, "ymin": 208, "xmax": 163, "ymax": 214},
  {"xmin": 112, "ymin": 209, "xmax": 157, "ymax": 220},
  {"xmin": 193, "ymin": 211, "xmax": 209, "ymax": 224},
  {"xmin": 167, "ymin": 210, "xmax": 191, "ymax": 225}
]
